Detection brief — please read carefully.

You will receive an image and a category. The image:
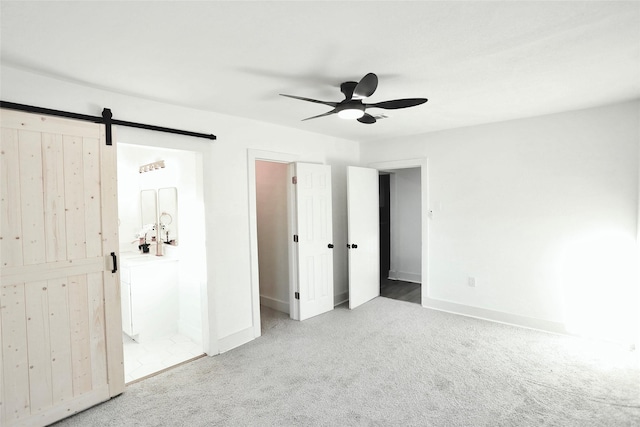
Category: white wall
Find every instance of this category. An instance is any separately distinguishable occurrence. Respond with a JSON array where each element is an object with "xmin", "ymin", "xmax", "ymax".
[
  {"xmin": 5, "ymin": 65, "xmax": 637, "ymax": 347},
  {"xmin": 389, "ymin": 167, "xmax": 422, "ymax": 283},
  {"xmin": 1, "ymin": 65, "xmax": 360, "ymax": 353},
  {"xmin": 362, "ymin": 101, "xmax": 640, "ymax": 346},
  {"xmin": 256, "ymin": 160, "xmax": 290, "ymax": 313}
]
